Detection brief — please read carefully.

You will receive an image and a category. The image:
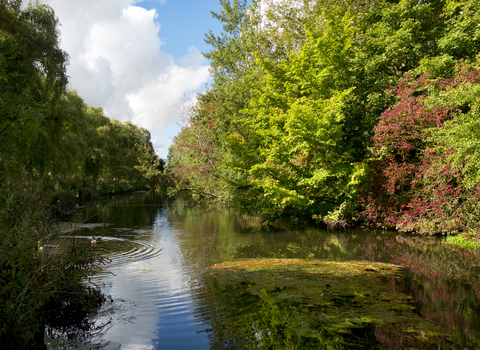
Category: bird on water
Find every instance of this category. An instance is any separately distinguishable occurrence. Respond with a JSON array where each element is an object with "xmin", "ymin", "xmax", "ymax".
[{"xmin": 90, "ymin": 236, "xmax": 100, "ymax": 247}]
